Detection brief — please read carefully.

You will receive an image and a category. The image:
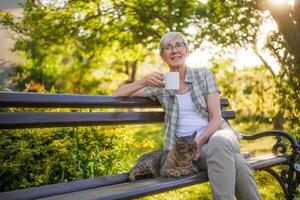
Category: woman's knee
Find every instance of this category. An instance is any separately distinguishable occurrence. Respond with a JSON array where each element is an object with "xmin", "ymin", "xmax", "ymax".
[{"xmin": 207, "ymin": 130, "xmax": 240, "ymax": 156}]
